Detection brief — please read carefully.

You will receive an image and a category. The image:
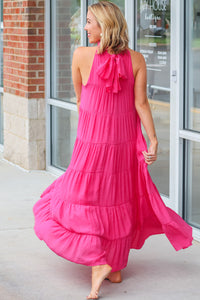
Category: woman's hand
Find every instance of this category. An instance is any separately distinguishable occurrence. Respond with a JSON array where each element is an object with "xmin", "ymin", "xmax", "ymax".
[{"xmin": 142, "ymin": 141, "xmax": 158, "ymax": 165}]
